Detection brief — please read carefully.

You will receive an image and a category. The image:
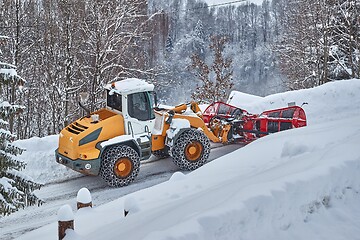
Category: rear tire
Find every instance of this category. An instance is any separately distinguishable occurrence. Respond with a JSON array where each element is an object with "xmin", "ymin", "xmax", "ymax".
[
  {"xmin": 170, "ymin": 129, "xmax": 210, "ymax": 171},
  {"xmin": 100, "ymin": 145, "xmax": 140, "ymax": 187}
]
